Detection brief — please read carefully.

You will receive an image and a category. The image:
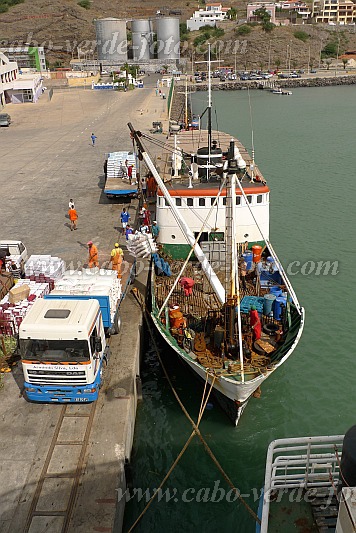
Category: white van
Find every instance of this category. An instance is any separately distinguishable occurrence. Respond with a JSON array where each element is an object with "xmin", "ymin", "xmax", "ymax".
[{"xmin": 0, "ymin": 240, "xmax": 28, "ymax": 275}]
